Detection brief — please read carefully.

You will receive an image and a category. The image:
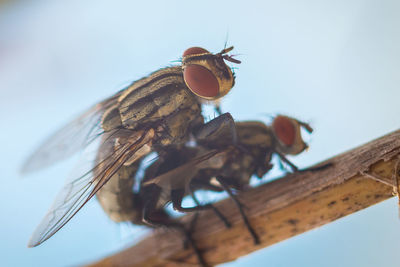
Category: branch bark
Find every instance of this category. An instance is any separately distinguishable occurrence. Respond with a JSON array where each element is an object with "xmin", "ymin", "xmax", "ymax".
[{"xmin": 87, "ymin": 129, "xmax": 400, "ymax": 267}]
